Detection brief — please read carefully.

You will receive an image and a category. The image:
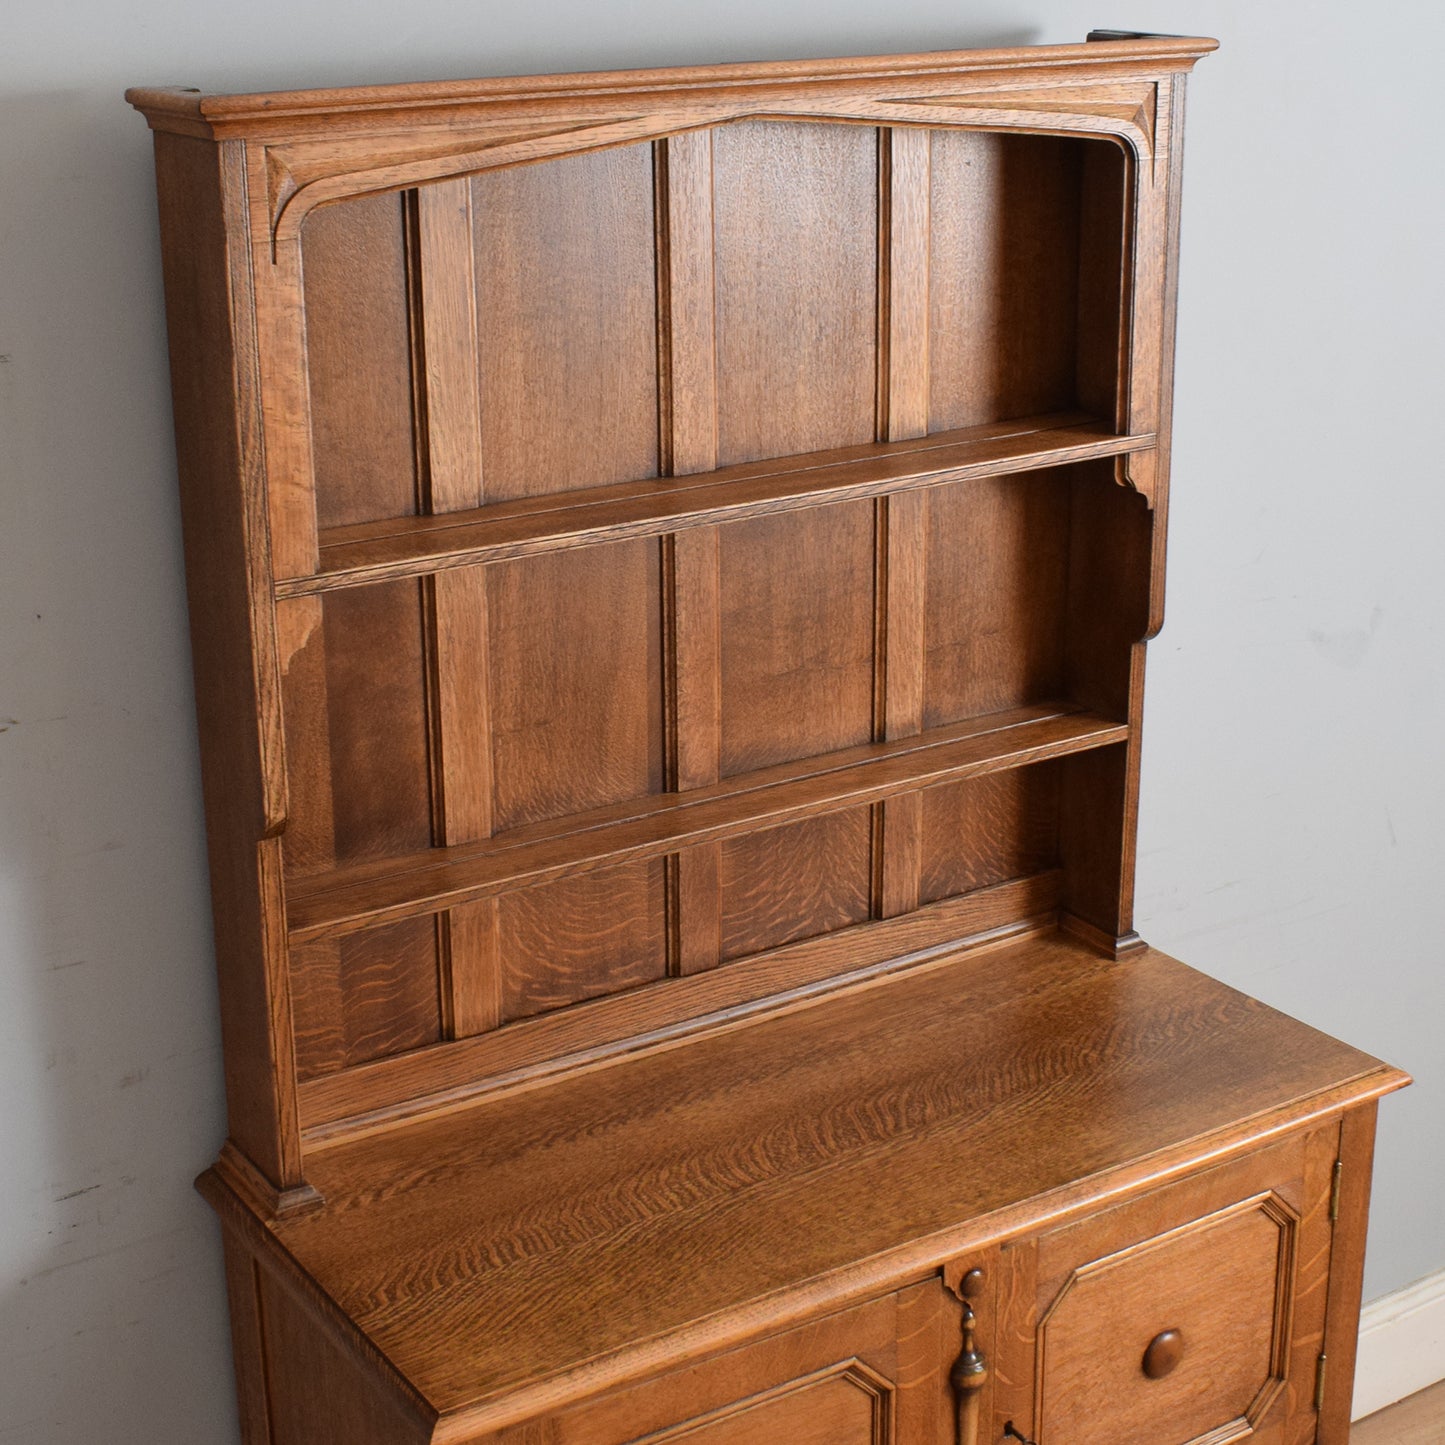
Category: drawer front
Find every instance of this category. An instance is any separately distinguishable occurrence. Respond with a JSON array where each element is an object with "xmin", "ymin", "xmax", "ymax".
[{"xmin": 1010, "ymin": 1124, "xmax": 1340, "ymax": 1445}]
